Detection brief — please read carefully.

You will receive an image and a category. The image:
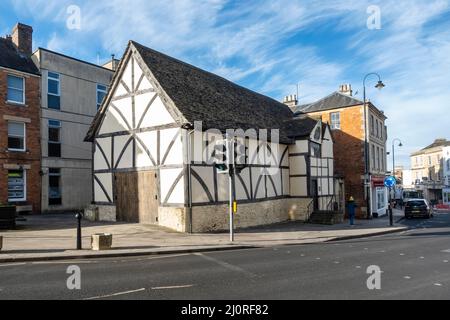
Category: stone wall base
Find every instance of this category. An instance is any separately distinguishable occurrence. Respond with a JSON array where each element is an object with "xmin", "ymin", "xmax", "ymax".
[
  {"xmin": 85, "ymin": 198, "xmax": 312, "ymax": 233},
  {"xmin": 84, "ymin": 204, "xmax": 116, "ymax": 222},
  {"xmin": 191, "ymin": 198, "xmax": 312, "ymax": 233}
]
